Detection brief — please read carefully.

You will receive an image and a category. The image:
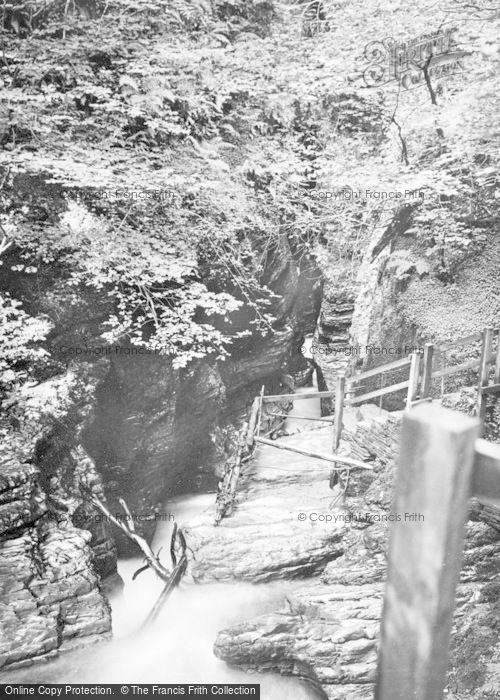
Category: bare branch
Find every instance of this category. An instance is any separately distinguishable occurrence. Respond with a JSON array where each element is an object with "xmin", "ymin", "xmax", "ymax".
[
  {"xmin": 0, "ymin": 235, "xmax": 12, "ymax": 256},
  {"xmin": 0, "ymin": 222, "xmax": 12, "ymax": 256},
  {"xmin": 90, "ymin": 493, "xmax": 171, "ymax": 581},
  {"xmin": 141, "ymin": 526, "xmax": 188, "ymax": 628},
  {"xmin": 118, "ymin": 496, "xmax": 136, "ymax": 533},
  {"xmin": 85, "ymin": 489, "xmax": 188, "ymax": 626}
]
